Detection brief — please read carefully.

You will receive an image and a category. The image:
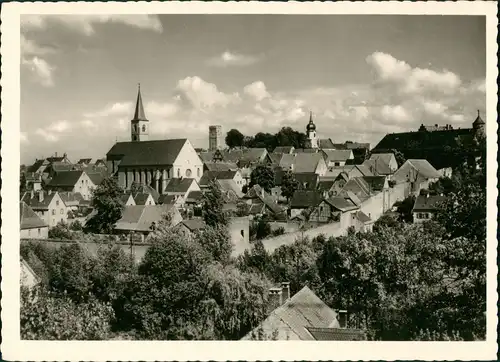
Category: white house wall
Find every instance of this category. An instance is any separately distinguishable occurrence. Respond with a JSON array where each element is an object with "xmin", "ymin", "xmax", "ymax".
[{"xmin": 172, "ymin": 140, "xmax": 204, "ymax": 182}]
